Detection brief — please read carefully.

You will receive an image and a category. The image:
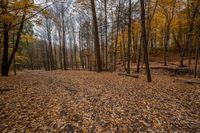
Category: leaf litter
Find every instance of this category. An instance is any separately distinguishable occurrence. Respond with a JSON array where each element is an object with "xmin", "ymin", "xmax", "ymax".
[{"xmin": 0, "ymin": 70, "xmax": 200, "ymax": 132}]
